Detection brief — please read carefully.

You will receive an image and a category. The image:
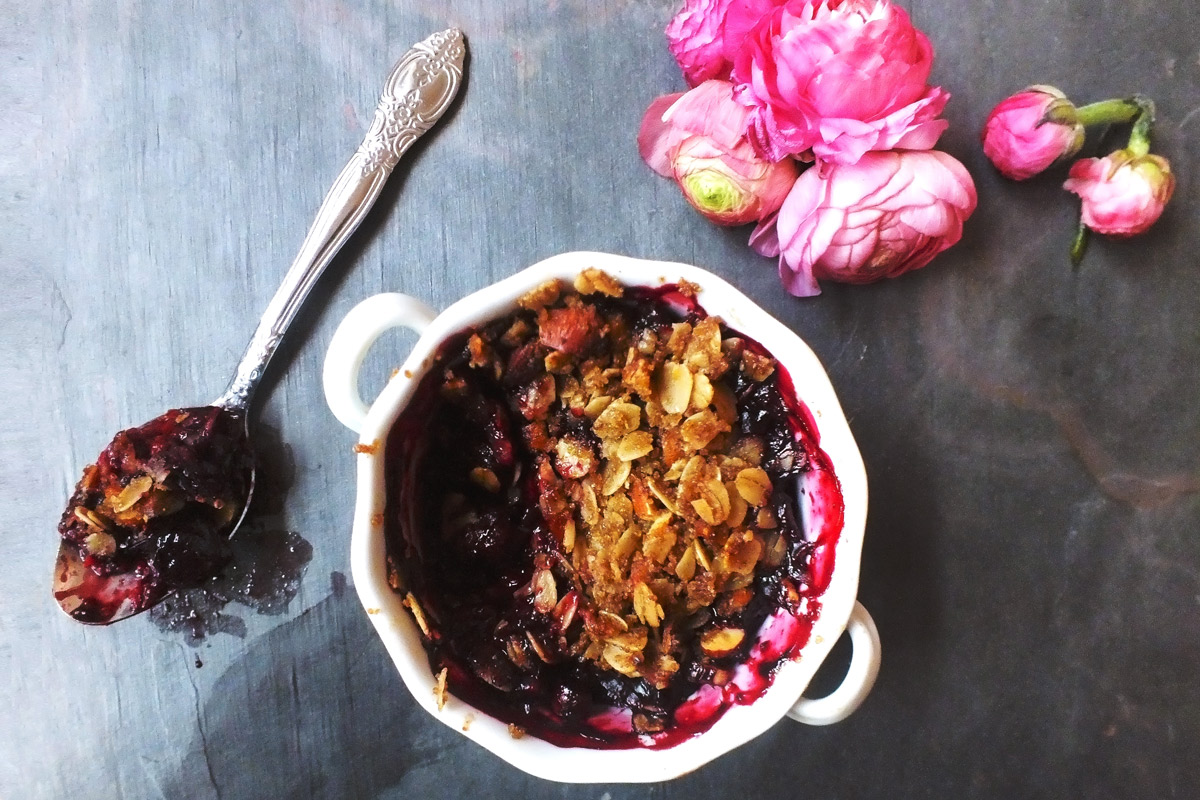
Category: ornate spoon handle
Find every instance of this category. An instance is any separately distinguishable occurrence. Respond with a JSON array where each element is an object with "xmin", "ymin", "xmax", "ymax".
[{"xmin": 217, "ymin": 28, "xmax": 466, "ymax": 411}]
